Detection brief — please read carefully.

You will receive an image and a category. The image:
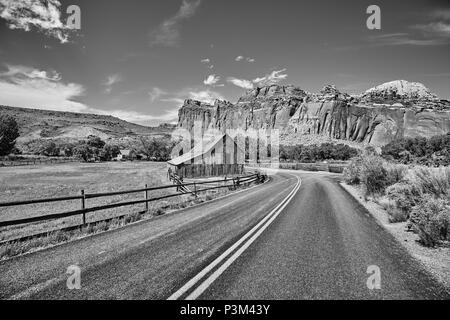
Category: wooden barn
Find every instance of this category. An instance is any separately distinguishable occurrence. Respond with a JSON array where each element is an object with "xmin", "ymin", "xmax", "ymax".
[{"xmin": 167, "ymin": 133, "xmax": 245, "ymax": 178}]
